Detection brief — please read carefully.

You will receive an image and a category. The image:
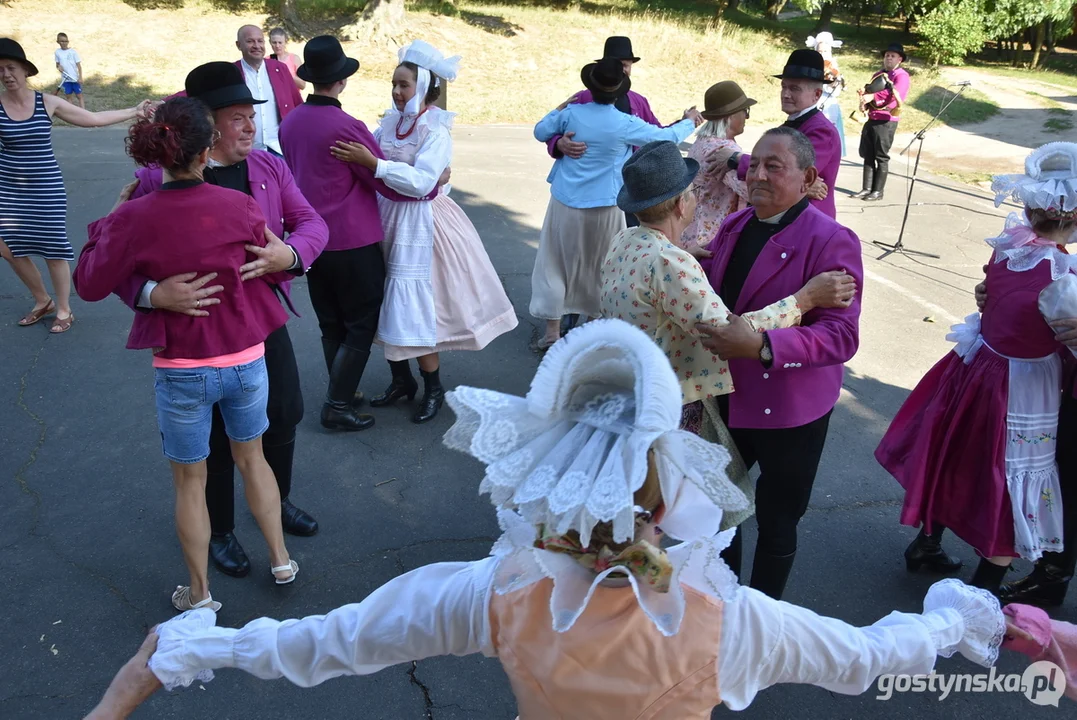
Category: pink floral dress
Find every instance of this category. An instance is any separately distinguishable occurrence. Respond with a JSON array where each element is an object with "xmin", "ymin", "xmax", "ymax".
[{"xmin": 682, "ymin": 137, "xmax": 748, "ymax": 249}]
